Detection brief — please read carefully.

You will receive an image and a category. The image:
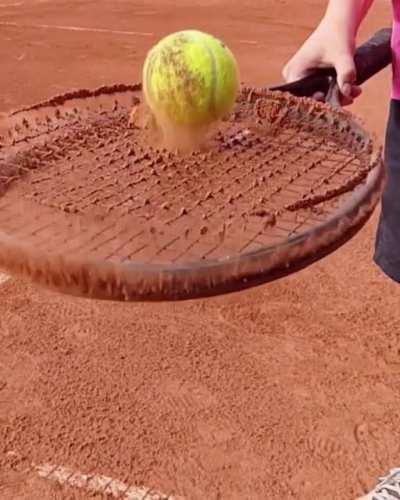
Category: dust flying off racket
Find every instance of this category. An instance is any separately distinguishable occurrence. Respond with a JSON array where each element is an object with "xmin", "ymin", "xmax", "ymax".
[{"xmin": 0, "ymin": 29, "xmax": 392, "ymax": 301}]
